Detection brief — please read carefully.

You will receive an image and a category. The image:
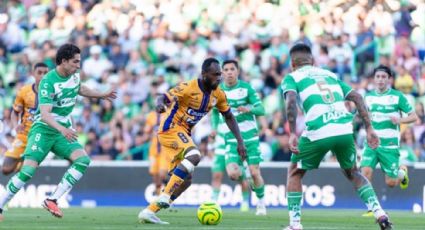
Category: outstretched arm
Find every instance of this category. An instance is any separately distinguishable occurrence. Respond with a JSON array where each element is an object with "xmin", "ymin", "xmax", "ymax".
[{"xmin": 79, "ymin": 84, "xmax": 117, "ymax": 101}]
